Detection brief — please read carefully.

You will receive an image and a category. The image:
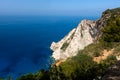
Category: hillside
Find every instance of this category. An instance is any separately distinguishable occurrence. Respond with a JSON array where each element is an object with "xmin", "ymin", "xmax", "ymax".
[
  {"xmin": 18, "ymin": 8, "xmax": 120, "ymax": 80},
  {"xmin": 50, "ymin": 8, "xmax": 120, "ymax": 61}
]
